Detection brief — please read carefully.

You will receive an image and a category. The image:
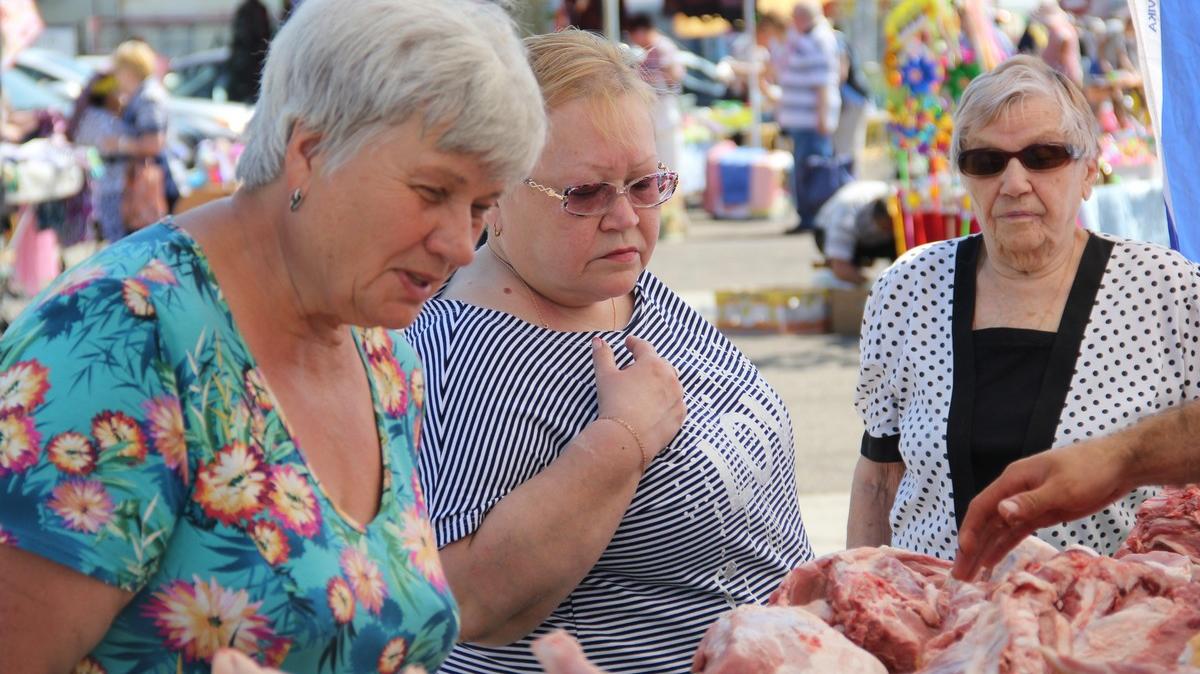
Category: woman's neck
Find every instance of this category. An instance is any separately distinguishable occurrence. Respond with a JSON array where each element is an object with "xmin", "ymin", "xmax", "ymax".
[
  {"xmin": 182, "ymin": 191, "xmax": 349, "ymax": 355},
  {"xmin": 451, "ymin": 244, "xmax": 623, "ymax": 332},
  {"xmin": 974, "ymin": 230, "xmax": 1086, "ymax": 331},
  {"xmin": 981, "ymin": 229, "xmax": 1085, "ymax": 286}
]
